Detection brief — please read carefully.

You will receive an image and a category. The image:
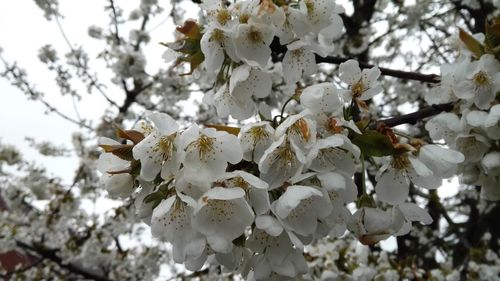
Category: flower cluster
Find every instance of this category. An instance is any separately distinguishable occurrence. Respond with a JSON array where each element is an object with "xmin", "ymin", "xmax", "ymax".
[
  {"xmin": 94, "ymin": 1, "xmax": 500, "ymax": 280},
  {"xmin": 167, "ymin": 0, "xmax": 344, "ymax": 121},
  {"xmin": 97, "ymin": 60, "xmax": 470, "ymax": 279},
  {"xmin": 424, "ymin": 30, "xmax": 500, "ymax": 201}
]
